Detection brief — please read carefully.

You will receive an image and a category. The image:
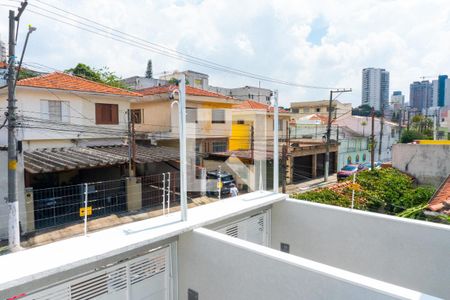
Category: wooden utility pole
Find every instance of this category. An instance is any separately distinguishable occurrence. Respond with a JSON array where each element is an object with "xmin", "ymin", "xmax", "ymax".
[
  {"xmin": 250, "ymin": 124, "xmax": 254, "ymax": 160},
  {"xmin": 370, "ymin": 107, "xmax": 375, "ymax": 171},
  {"xmin": 378, "ymin": 106, "xmax": 384, "ymax": 160},
  {"xmin": 127, "ymin": 109, "xmax": 136, "ymax": 176}
]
